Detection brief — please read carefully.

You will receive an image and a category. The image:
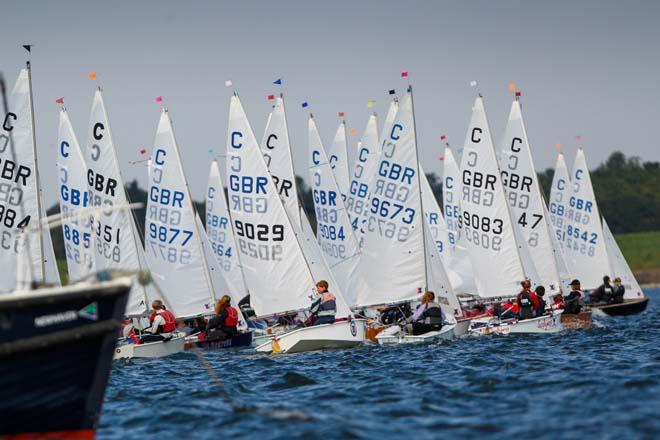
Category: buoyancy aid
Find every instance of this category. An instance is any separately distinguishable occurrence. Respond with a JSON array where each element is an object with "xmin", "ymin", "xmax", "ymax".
[
  {"xmin": 421, "ymin": 302, "xmax": 443, "ymax": 325},
  {"xmin": 317, "ymin": 292, "xmax": 337, "ymax": 317},
  {"xmin": 150, "ymin": 309, "xmax": 176, "ymax": 333},
  {"xmin": 551, "ymin": 299, "xmax": 564, "ymax": 311},
  {"xmin": 528, "ymin": 291, "xmax": 540, "ymax": 309},
  {"xmin": 518, "ymin": 290, "xmax": 534, "ymax": 319},
  {"xmin": 224, "ymin": 306, "xmax": 239, "ymax": 327}
]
